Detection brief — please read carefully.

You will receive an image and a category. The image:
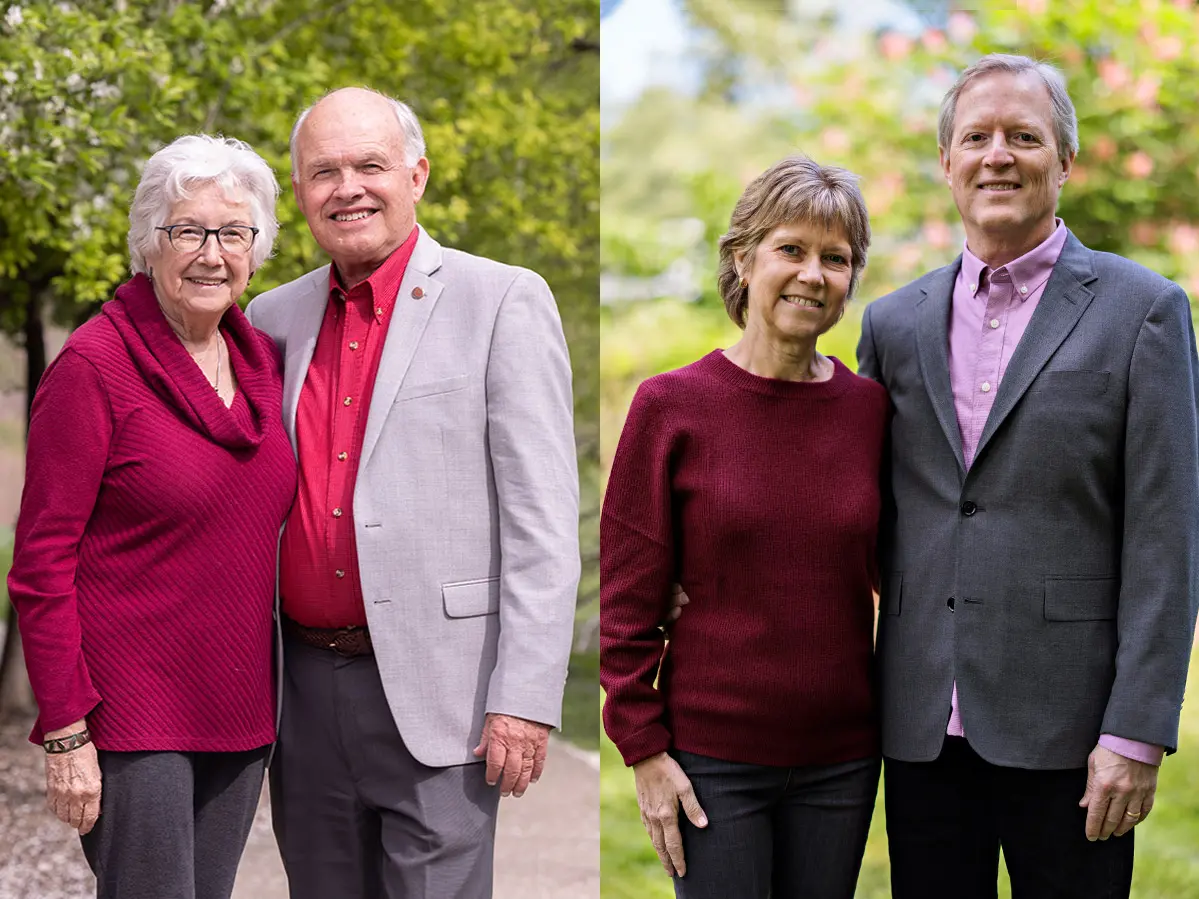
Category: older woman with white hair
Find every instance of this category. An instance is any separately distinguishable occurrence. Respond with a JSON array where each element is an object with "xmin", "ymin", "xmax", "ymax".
[{"xmin": 7, "ymin": 134, "xmax": 297, "ymax": 899}]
